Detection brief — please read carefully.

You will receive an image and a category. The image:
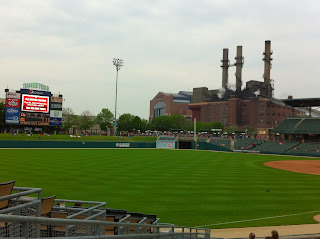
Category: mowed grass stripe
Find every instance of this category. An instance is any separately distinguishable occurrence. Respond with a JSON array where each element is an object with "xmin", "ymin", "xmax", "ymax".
[{"xmin": 0, "ymin": 149, "xmax": 320, "ymax": 228}]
